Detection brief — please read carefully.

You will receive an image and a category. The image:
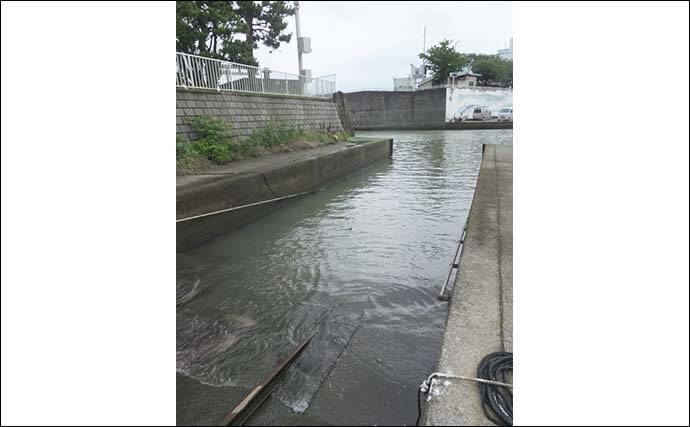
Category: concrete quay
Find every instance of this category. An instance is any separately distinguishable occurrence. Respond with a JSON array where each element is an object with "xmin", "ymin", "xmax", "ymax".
[
  {"xmin": 424, "ymin": 144, "xmax": 513, "ymax": 425},
  {"xmin": 352, "ymin": 120, "xmax": 512, "ymax": 131},
  {"xmin": 176, "ymin": 138, "xmax": 392, "ymax": 251}
]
